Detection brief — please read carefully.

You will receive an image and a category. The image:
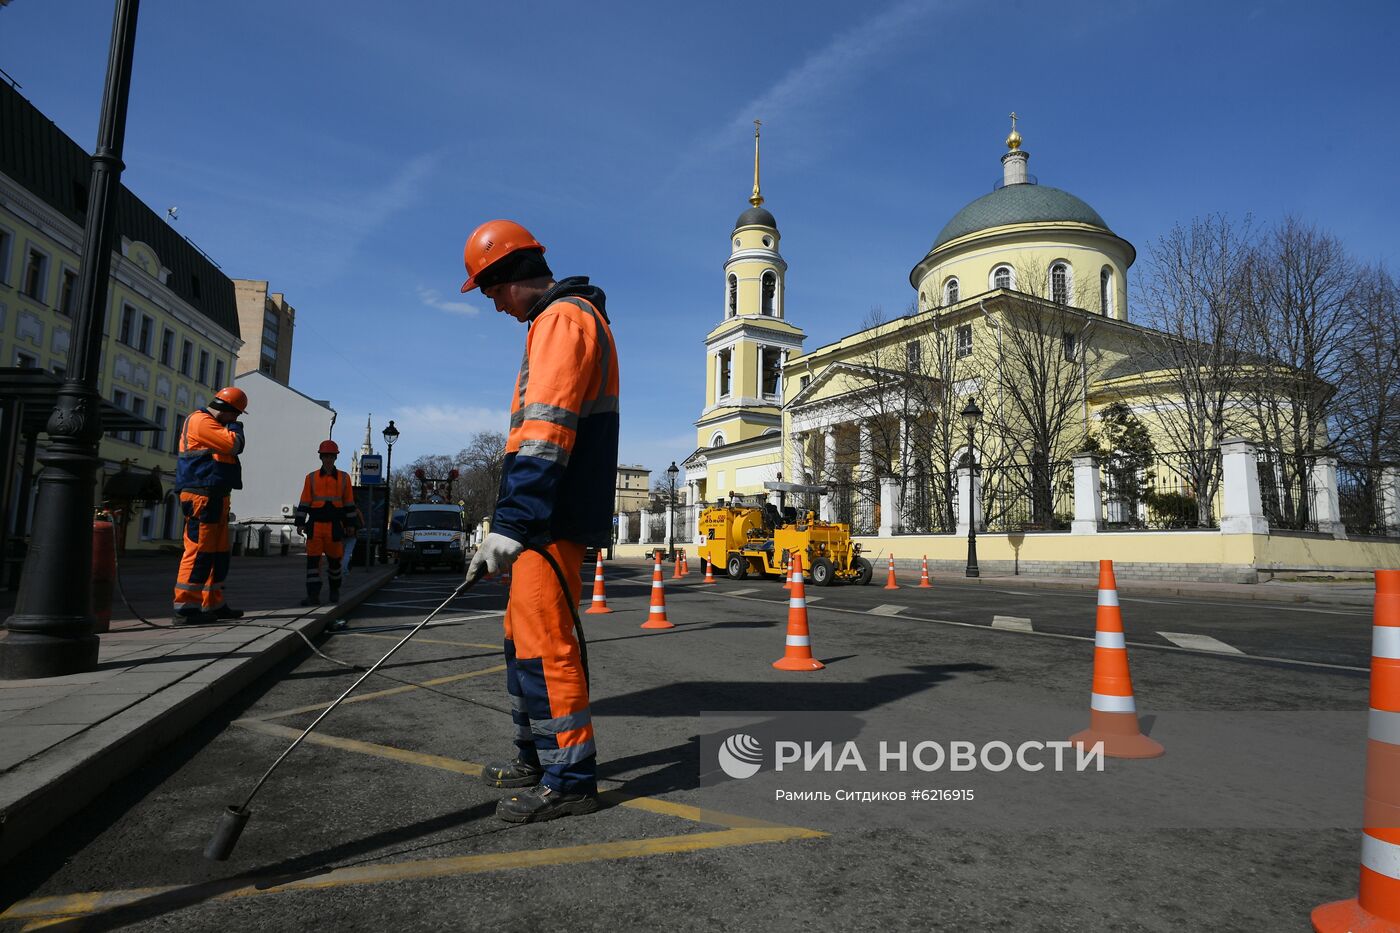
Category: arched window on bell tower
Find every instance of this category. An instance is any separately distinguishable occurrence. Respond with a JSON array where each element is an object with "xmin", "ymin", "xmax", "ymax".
[
  {"xmin": 761, "ymin": 271, "xmax": 776, "ymax": 316},
  {"xmin": 727, "ymin": 274, "xmax": 737, "ymax": 317}
]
